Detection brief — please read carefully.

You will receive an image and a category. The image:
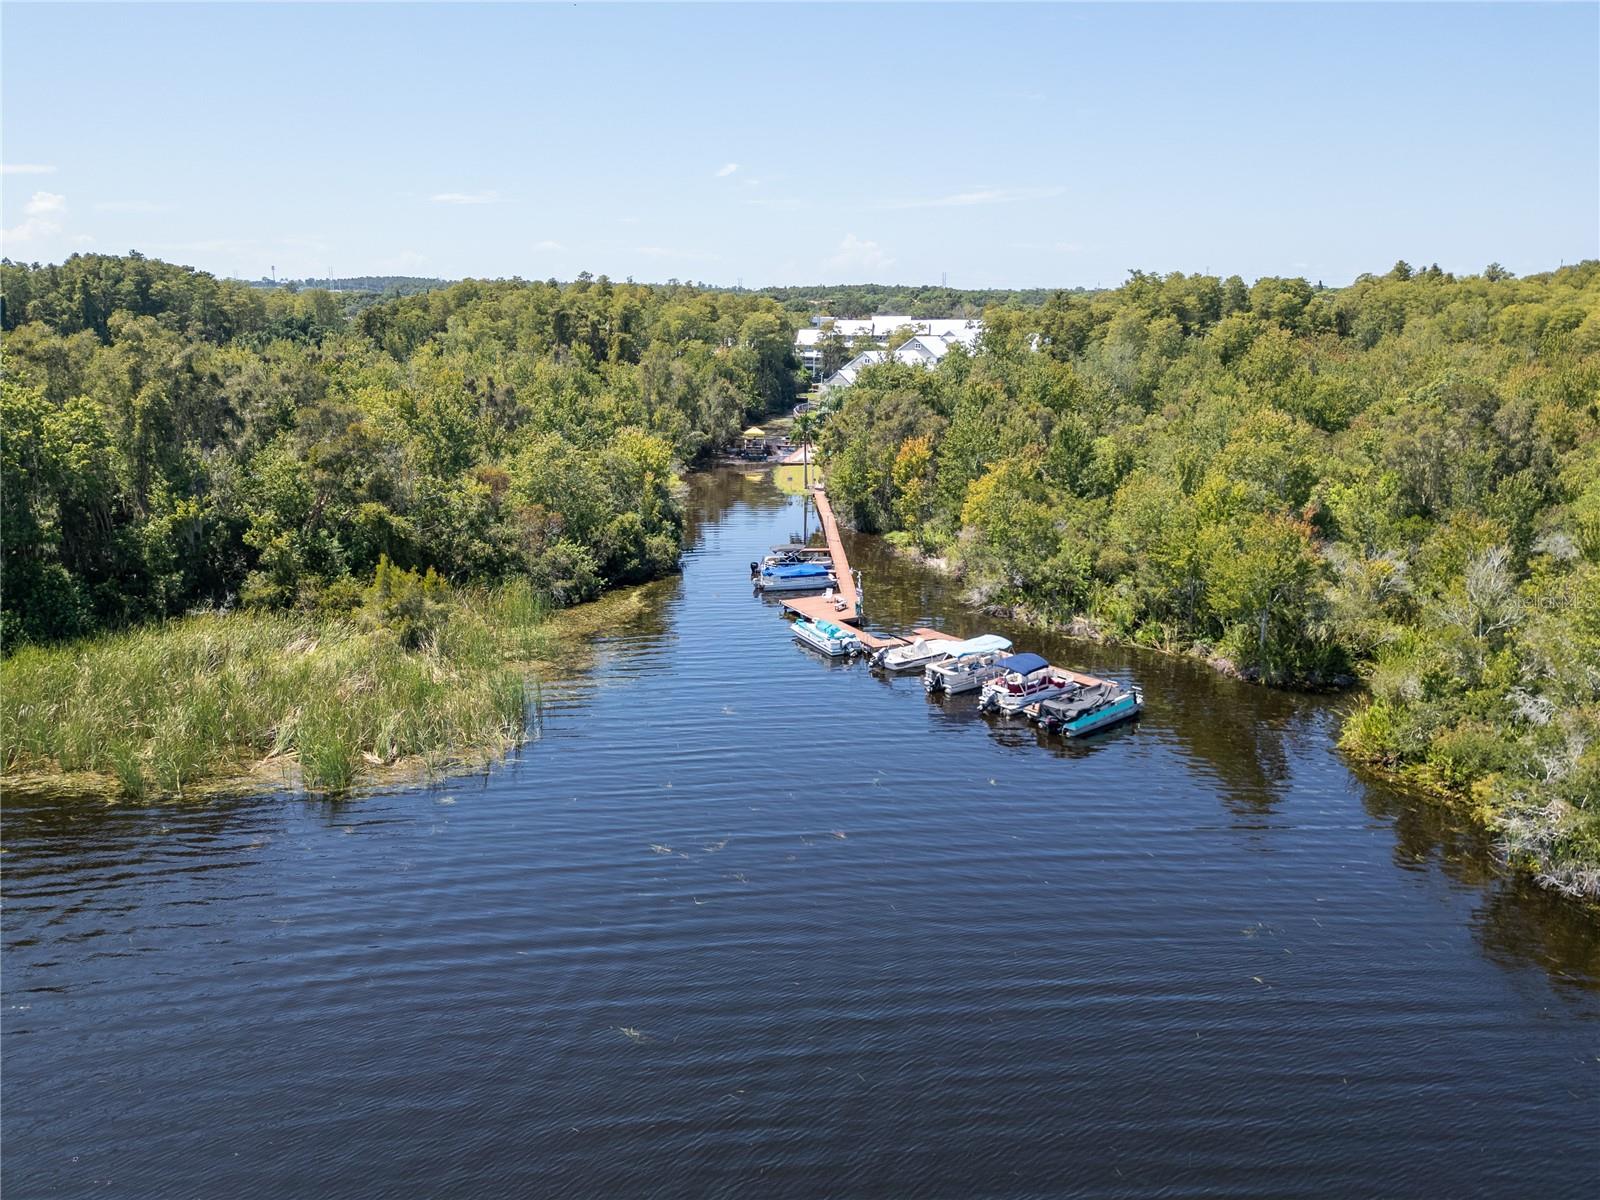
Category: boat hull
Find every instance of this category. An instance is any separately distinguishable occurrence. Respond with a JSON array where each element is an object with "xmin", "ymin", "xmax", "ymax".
[
  {"xmin": 1061, "ymin": 694, "xmax": 1142, "ymax": 737},
  {"xmin": 980, "ymin": 679, "xmax": 1075, "ymax": 715},
  {"xmin": 925, "ymin": 662, "xmax": 1006, "ymax": 694},
  {"xmin": 756, "ymin": 574, "xmax": 838, "ymax": 593},
  {"xmin": 792, "ymin": 620, "xmax": 861, "ymax": 658},
  {"xmin": 877, "ymin": 646, "xmax": 952, "ymax": 672}
]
